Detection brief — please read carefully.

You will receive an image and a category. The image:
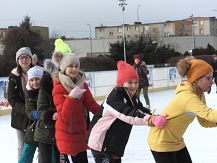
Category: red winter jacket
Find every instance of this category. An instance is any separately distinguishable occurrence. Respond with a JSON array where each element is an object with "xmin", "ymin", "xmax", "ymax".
[{"xmin": 52, "ymin": 81, "xmax": 100, "ymax": 156}]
